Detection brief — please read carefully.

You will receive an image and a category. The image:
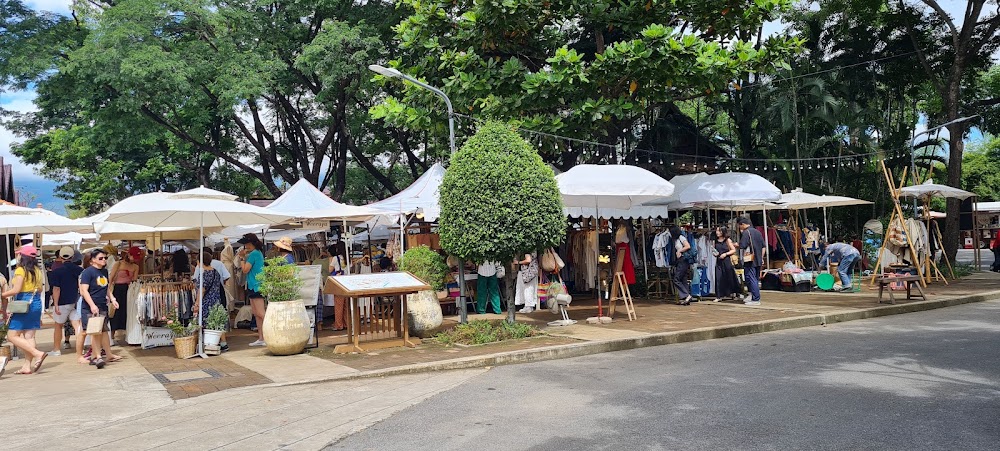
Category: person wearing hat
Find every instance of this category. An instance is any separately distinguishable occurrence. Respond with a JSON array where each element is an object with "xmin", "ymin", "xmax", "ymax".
[
  {"xmin": 238, "ymin": 233, "xmax": 267, "ymax": 347},
  {"xmin": 274, "ymin": 237, "xmax": 296, "ymax": 265},
  {"xmin": 1, "ymin": 245, "xmax": 48, "ymax": 374},
  {"xmin": 48, "ymin": 246, "xmax": 84, "ymax": 356}
]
